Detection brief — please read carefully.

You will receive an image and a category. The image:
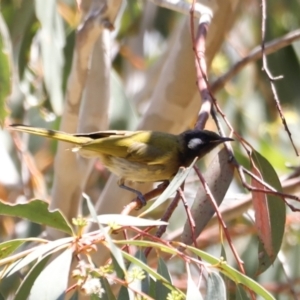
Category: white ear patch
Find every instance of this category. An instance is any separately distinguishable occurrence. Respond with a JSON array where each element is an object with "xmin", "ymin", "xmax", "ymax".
[{"xmin": 188, "ymin": 138, "xmax": 204, "ymax": 149}]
